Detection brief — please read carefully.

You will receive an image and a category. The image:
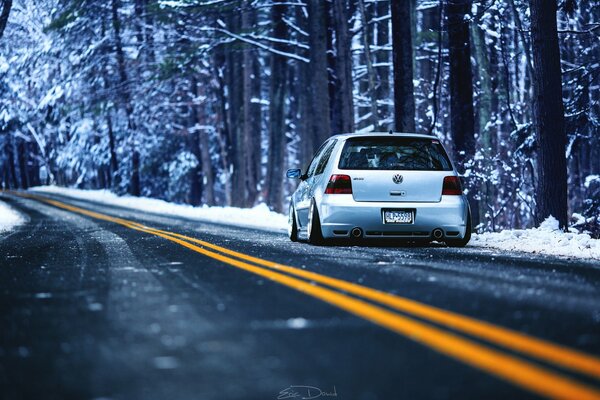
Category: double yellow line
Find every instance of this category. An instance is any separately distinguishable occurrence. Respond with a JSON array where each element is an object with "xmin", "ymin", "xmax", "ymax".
[{"xmin": 9, "ymin": 192, "xmax": 600, "ymax": 399}]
